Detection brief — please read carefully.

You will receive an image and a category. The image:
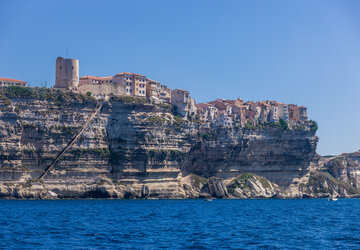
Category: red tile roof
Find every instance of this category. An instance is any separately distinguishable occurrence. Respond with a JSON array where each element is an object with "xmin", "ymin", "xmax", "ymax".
[
  {"xmin": 0, "ymin": 77, "xmax": 26, "ymax": 83},
  {"xmin": 80, "ymin": 76, "xmax": 112, "ymax": 80},
  {"xmin": 116, "ymin": 72, "xmax": 145, "ymax": 77}
]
